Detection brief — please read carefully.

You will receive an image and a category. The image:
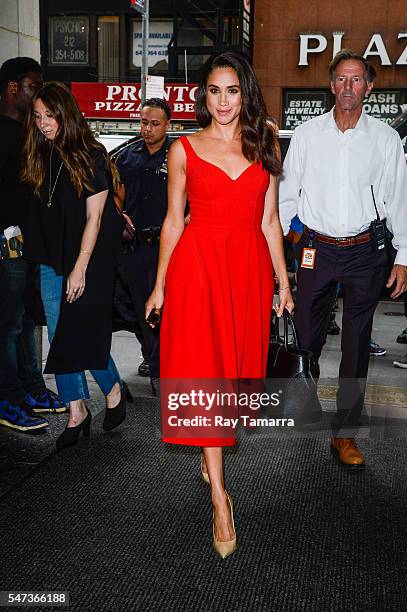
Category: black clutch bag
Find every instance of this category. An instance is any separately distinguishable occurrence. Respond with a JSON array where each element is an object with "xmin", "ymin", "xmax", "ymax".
[{"xmin": 264, "ymin": 309, "xmax": 322, "ymax": 425}]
